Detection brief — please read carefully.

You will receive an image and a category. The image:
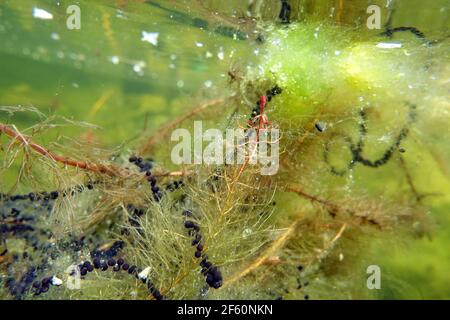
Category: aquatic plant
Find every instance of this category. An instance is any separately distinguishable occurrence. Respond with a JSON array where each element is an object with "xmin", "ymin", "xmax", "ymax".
[{"xmin": 0, "ymin": 0, "xmax": 449, "ymax": 300}]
